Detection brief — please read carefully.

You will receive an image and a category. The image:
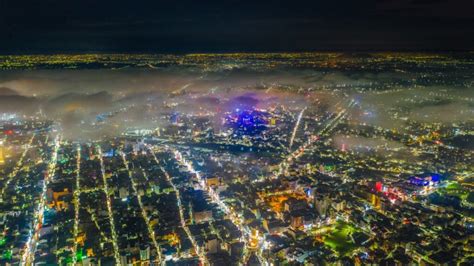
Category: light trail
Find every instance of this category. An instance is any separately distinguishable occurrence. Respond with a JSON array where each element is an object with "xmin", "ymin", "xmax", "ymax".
[
  {"xmin": 97, "ymin": 145, "xmax": 121, "ymax": 265},
  {"xmin": 120, "ymin": 152, "xmax": 162, "ymax": 264},
  {"xmin": 319, "ymin": 99, "xmax": 355, "ymax": 136},
  {"xmin": 147, "ymin": 147, "xmax": 207, "ymax": 265},
  {"xmin": 167, "ymin": 147, "xmax": 270, "ymax": 265},
  {"xmin": 72, "ymin": 145, "xmax": 81, "ymax": 265},
  {"xmin": 289, "ymin": 107, "xmax": 306, "ymax": 149},
  {"xmin": 270, "ymin": 99, "xmax": 355, "ymax": 180},
  {"xmin": 172, "ymin": 83, "xmax": 192, "ymax": 95},
  {"xmin": 271, "ymin": 135, "xmax": 319, "ymax": 180},
  {"xmin": 265, "ymin": 86, "xmax": 273, "ymax": 93},
  {"xmin": 22, "ymin": 134, "xmax": 60, "ymax": 265},
  {"xmin": 1, "ymin": 133, "xmax": 36, "ymax": 199}
]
